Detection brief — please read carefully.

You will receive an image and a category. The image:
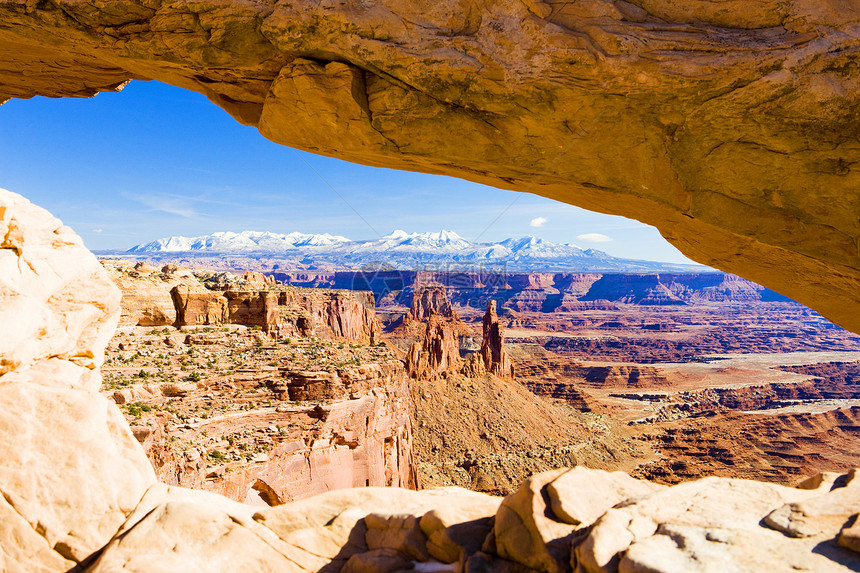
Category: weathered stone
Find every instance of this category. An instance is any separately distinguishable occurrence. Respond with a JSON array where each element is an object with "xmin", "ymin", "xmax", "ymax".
[
  {"xmin": 341, "ymin": 548, "xmax": 415, "ymax": 573},
  {"xmin": 0, "ymin": 189, "xmax": 156, "ymax": 565},
  {"xmin": 494, "ymin": 469, "xmax": 577, "ymax": 573},
  {"xmin": 0, "ymin": 189, "xmax": 119, "ymax": 378},
  {"xmin": 547, "ymin": 467, "xmax": 664, "ymax": 527},
  {"xmin": 0, "ymin": 494, "xmax": 76, "ymax": 572},
  {"xmin": 0, "ymin": 378, "xmax": 156, "ymax": 562},
  {"xmin": 839, "ymin": 517, "xmax": 860, "ymax": 554},
  {"xmin": 255, "ymin": 486, "xmax": 502, "ymax": 571},
  {"xmin": 574, "ymin": 474, "xmax": 860, "ymax": 573},
  {"xmin": 88, "ymin": 484, "xmax": 302, "ymax": 572},
  {"xmin": 365, "ymin": 513, "xmax": 429, "ymax": 561},
  {"xmin": 420, "ymin": 495, "xmax": 502, "ymax": 563},
  {"xmin": 764, "ymin": 468, "xmax": 860, "ymax": 539}
]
